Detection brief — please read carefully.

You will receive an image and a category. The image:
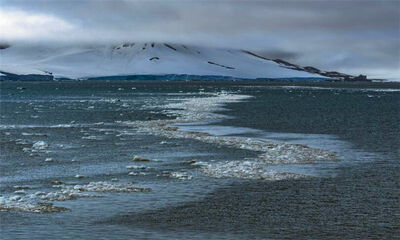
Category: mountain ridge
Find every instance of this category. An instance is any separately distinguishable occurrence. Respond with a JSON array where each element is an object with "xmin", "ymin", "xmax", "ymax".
[{"xmin": 0, "ymin": 42, "xmax": 363, "ymax": 81}]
